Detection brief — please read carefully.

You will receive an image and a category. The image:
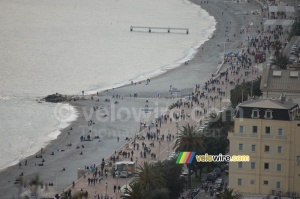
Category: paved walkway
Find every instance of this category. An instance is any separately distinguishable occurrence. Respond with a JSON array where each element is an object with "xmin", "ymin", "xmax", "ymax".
[
  {"xmin": 57, "ymin": 2, "xmax": 287, "ymax": 198},
  {"xmin": 63, "ymin": 54, "xmax": 261, "ymax": 199}
]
